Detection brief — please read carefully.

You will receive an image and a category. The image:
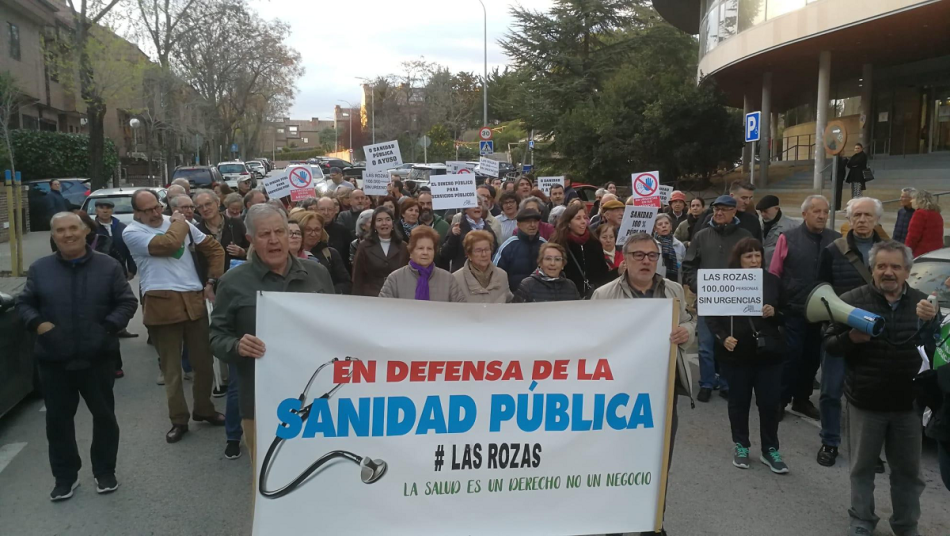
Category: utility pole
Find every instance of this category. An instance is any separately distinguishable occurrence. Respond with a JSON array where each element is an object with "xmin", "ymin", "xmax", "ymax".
[{"xmin": 478, "ymin": 0, "xmax": 487, "ymax": 126}]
